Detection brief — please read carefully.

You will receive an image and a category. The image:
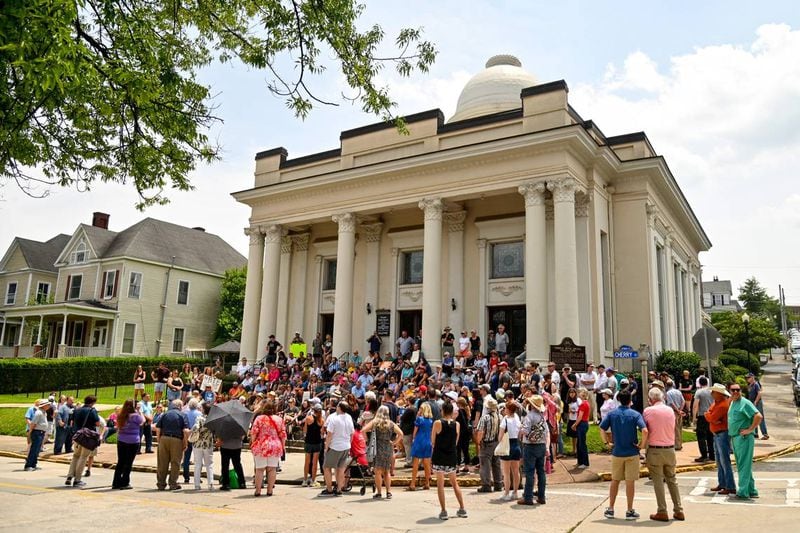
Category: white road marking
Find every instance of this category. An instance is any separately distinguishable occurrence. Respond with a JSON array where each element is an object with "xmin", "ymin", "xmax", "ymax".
[
  {"xmin": 786, "ymin": 488, "xmax": 800, "ymax": 506},
  {"xmin": 766, "ymin": 458, "xmax": 800, "ymax": 463},
  {"xmin": 690, "ymin": 477, "xmax": 709, "ymax": 496}
]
